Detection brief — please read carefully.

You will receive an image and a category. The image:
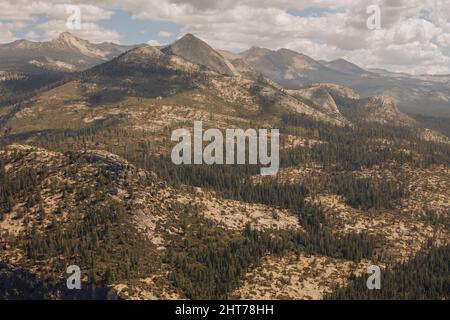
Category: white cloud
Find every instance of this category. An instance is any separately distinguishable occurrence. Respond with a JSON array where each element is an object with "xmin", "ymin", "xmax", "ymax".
[
  {"xmin": 158, "ymin": 31, "xmax": 174, "ymax": 37},
  {"xmin": 0, "ymin": 1, "xmax": 114, "ymax": 21},
  {"xmin": 38, "ymin": 19, "xmax": 121, "ymax": 43},
  {"xmin": 147, "ymin": 39, "xmax": 163, "ymax": 46},
  {"xmin": 24, "ymin": 30, "xmax": 40, "ymax": 40},
  {"xmin": 0, "ymin": 1, "xmax": 119, "ymax": 43},
  {"xmin": 0, "ymin": 0, "xmax": 36, "ymax": 20},
  {"xmin": 437, "ymin": 34, "xmax": 450, "ymax": 48},
  {"xmin": 1, "ymin": 0, "xmax": 450, "ymax": 74},
  {"xmin": 94, "ymin": 0, "xmax": 450, "ymax": 74},
  {"xmin": 0, "ymin": 22, "xmax": 17, "ymax": 43}
]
